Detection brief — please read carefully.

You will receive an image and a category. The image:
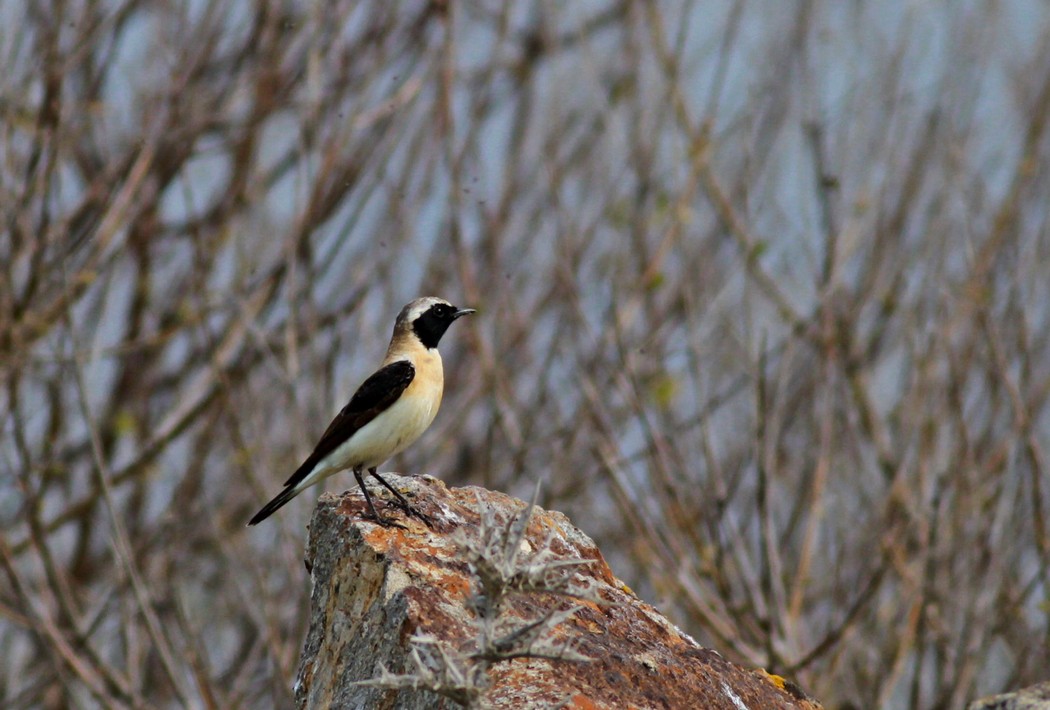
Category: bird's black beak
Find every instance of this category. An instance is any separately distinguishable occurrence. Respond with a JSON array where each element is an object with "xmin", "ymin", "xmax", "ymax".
[{"xmin": 452, "ymin": 308, "xmax": 476, "ymax": 319}]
